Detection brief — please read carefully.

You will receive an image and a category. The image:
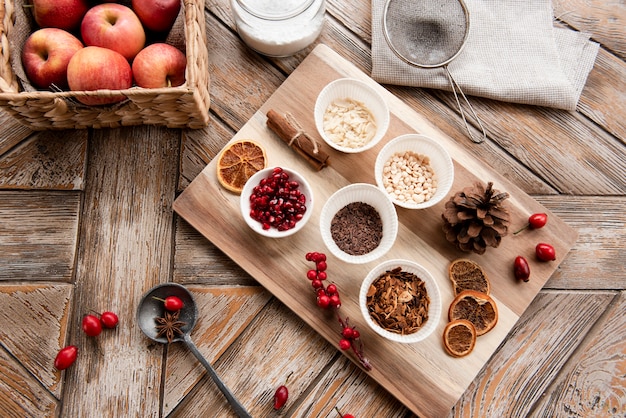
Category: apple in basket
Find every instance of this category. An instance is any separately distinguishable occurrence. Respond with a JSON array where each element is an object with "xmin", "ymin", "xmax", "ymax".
[
  {"xmin": 31, "ymin": 0, "xmax": 89, "ymax": 31},
  {"xmin": 132, "ymin": 0, "xmax": 182, "ymax": 33},
  {"xmin": 21, "ymin": 28, "xmax": 83, "ymax": 90},
  {"xmin": 132, "ymin": 43, "xmax": 186, "ymax": 88},
  {"xmin": 67, "ymin": 46, "xmax": 132, "ymax": 106},
  {"xmin": 81, "ymin": 3, "xmax": 146, "ymax": 61}
]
